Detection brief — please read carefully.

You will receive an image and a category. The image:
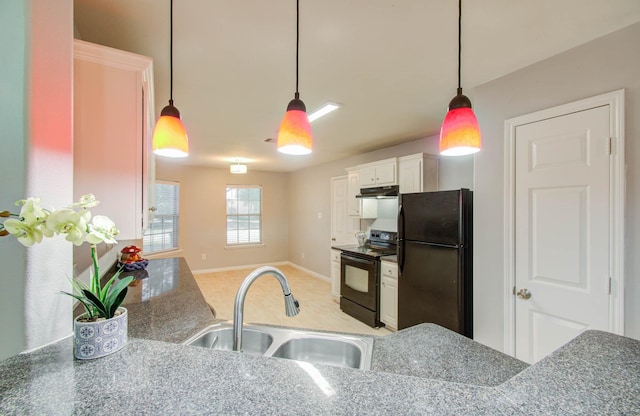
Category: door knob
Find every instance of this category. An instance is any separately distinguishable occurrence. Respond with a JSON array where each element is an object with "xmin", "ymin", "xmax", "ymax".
[{"xmin": 516, "ymin": 288, "xmax": 532, "ymax": 300}]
